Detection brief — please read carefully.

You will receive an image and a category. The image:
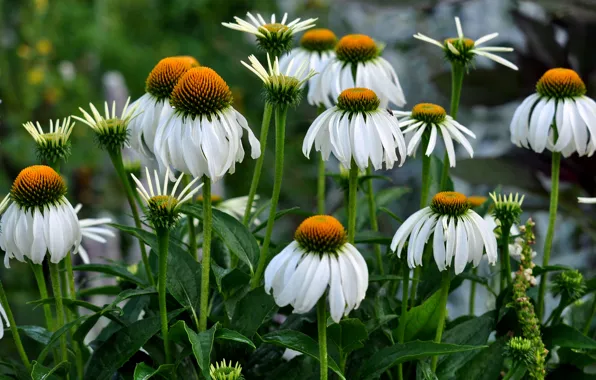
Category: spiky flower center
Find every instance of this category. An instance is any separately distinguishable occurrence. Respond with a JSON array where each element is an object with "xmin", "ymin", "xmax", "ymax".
[
  {"xmin": 146, "ymin": 57, "xmax": 199, "ymax": 101},
  {"xmin": 430, "ymin": 191, "xmax": 470, "ymax": 216},
  {"xmin": 411, "ymin": 103, "xmax": 447, "ymax": 124},
  {"xmin": 11, "ymin": 165, "xmax": 66, "ymax": 209},
  {"xmin": 536, "ymin": 68, "xmax": 586, "ymax": 98},
  {"xmin": 444, "ymin": 37, "xmax": 475, "ymax": 51},
  {"xmin": 336, "ymin": 34, "xmax": 379, "ymax": 64},
  {"xmin": 256, "ymin": 23, "xmax": 293, "ymax": 56},
  {"xmin": 210, "ymin": 360, "xmax": 242, "ymax": 380},
  {"xmin": 295, "ymin": 215, "xmax": 347, "ymax": 255},
  {"xmin": 490, "ymin": 192, "xmax": 524, "ymax": 227},
  {"xmin": 553, "ymin": 269, "xmax": 585, "ymax": 300},
  {"xmin": 261, "ymin": 23, "xmax": 288, "ymax": 34},
  {"xmin": 467, "ymin": 196, "xmax": 488, "ymax": 208},
  {"xmin": 337, "ymin": 88, "xmax": 380, "ymax": 114},
  {"xmin": 170, "ymin": 67, "xmax": 233, "ymax": 118},
  {"xmin": 443, "ymin": 37, "xmax": 476, "ymax": 66},
  {"xmin": 147, "ymin": 195, "xmax": 180, "ymax": 229},
  {"xmin": 300, "ymin": 28, "xmax": 337, "ymax": 52}
]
